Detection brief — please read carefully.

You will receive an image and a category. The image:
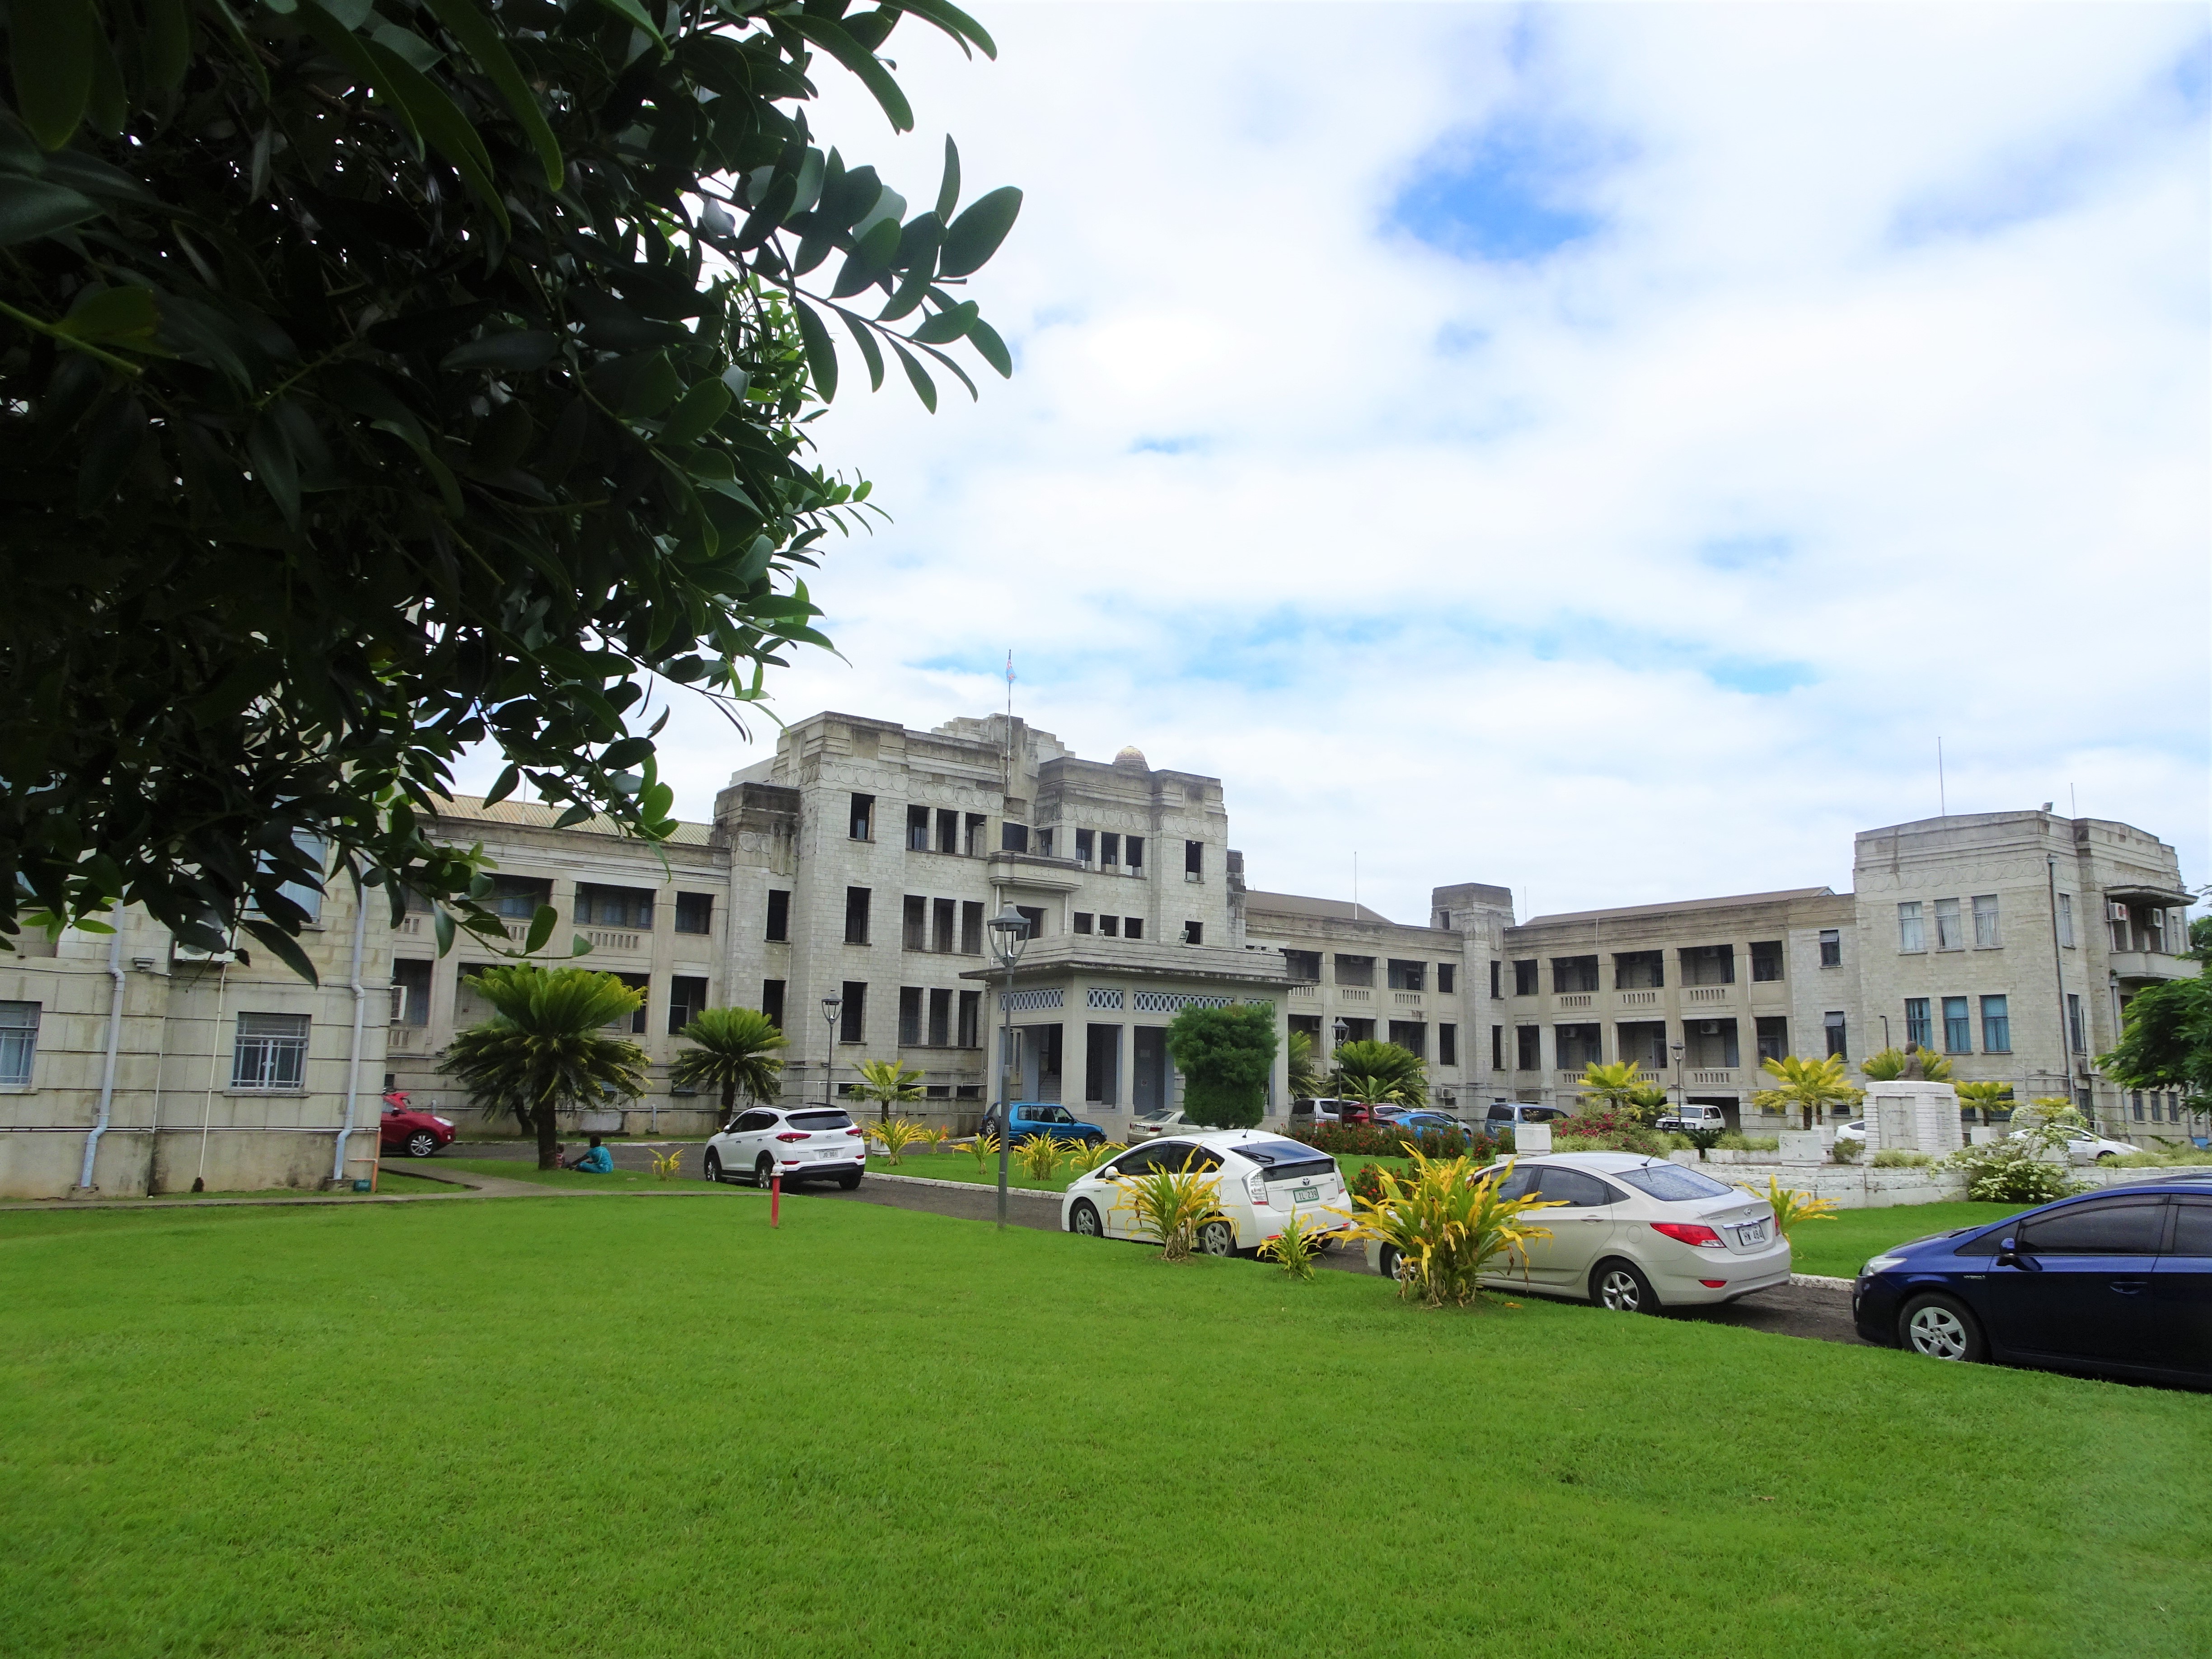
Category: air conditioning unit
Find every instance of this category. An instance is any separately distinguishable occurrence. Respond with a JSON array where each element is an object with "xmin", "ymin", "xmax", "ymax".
[
  {"xmin": 1699, "ymin": 1021, "xmax": 1720, "ymax": 1035},
  {"xmin": 171, "ymin": 942, "xmax": 236, "ymax": 965},
  {"xmin": 2108, "ymin": 902, "xmax": 2131, "ymax": 922}
]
